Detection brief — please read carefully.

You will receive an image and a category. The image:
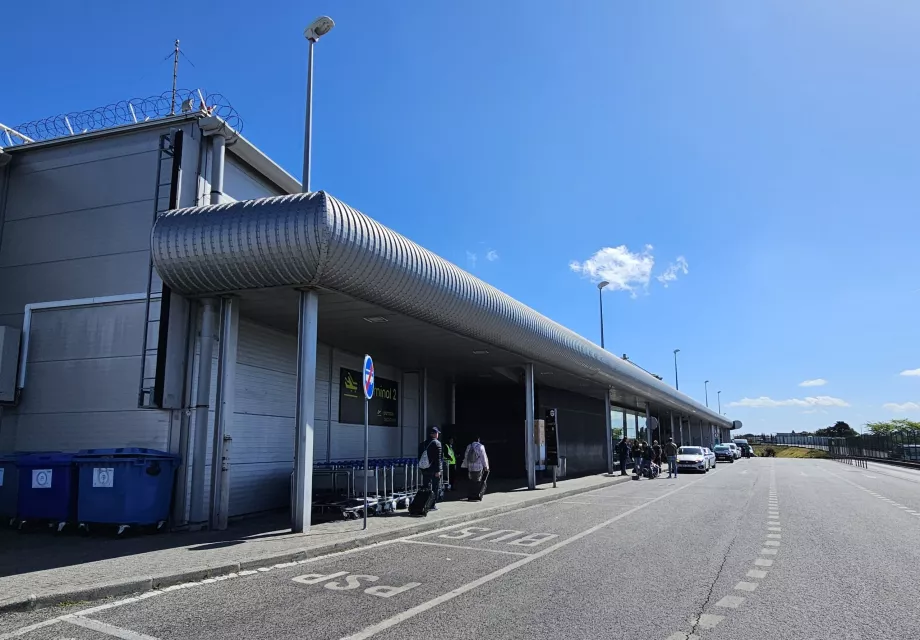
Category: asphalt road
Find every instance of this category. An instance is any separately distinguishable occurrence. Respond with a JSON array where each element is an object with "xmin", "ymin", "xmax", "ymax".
[{"xmin": 3, "ymin": 458, "xmax": 919, "ymax": 640}]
